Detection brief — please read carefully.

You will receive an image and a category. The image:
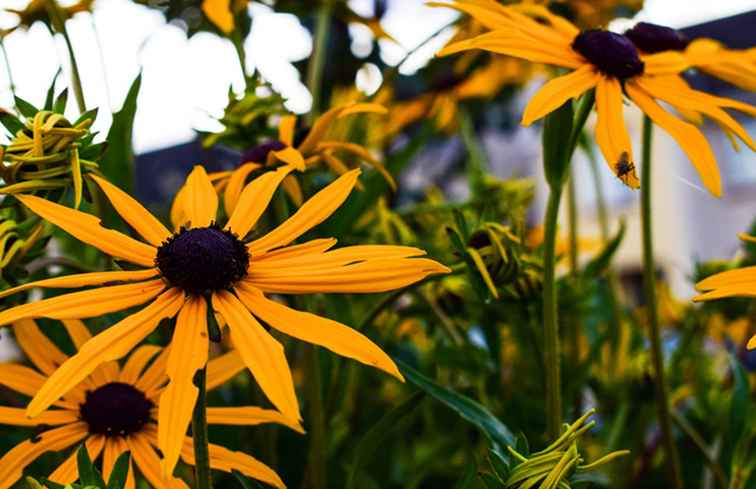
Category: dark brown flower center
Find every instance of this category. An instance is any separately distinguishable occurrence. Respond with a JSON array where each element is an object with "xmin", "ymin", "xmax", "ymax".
[
  {"xmin": 624, "ymin": 22, "xmax": 690, "ymax": 54},
  {"xmin": 241, "ymin": 140, "xmax": 287, "ymax": 164},
  {"xmin": 155, "ymin": 224, "xmax": 250, "ymax": 295},
  {"xmin": 79, "ymin": 382, "xmax": 152, "ymax": 437},
  {"xmin": 572, "ymin": 30, "xmax": 644, "ymax": 79}
]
